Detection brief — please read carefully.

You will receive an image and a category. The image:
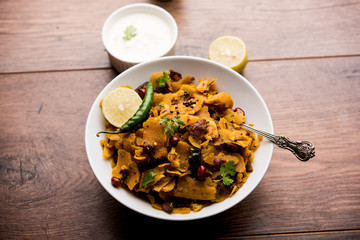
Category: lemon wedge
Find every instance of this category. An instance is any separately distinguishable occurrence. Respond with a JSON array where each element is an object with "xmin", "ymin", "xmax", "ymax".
[
  {"xmin": 101, "ymin": 87, "xmax": 142, "ymax": 128},
  {"xmin": 208, "ymin": 36, "xmax": 248, "ymax": 73}
]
